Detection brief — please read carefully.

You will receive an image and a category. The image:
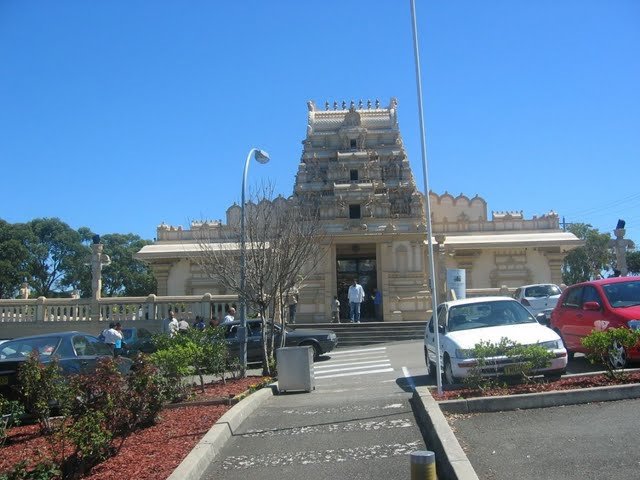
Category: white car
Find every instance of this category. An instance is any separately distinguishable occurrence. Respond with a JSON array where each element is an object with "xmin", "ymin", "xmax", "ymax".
[
  {"xmin": 513, "ymin": 283, "xmax": 562, "ymax": 318},
  {"xmin": 423, "ymin": 297, "xmax": 567, "ymax": 384}
]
